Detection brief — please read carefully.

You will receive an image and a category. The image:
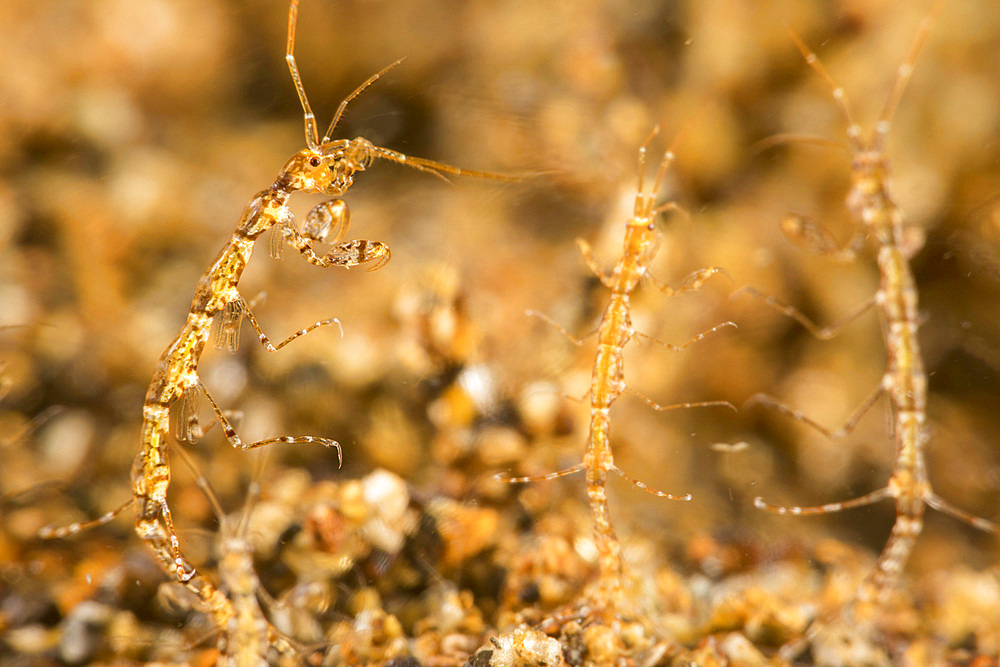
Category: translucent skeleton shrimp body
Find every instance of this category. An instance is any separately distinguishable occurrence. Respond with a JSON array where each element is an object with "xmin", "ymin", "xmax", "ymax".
[
  {"xmin": 40, "ymin": 0, "xmax": 518, "ymax": 640},
  {"xmin": 740, "ymin": 0, "xmax": 997, "ymax": 611},
  {"xmin": 500, "ymin": 127, "xmax": 733, "ymax": 608},
  {"xmin": 173, "ymin": 446, "xmax": 299, "ymax": 667}
]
